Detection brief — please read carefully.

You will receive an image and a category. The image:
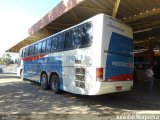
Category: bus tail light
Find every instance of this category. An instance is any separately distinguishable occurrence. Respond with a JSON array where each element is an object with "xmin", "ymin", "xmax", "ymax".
[{"xmin": 96, "ymin": 68, "xmax": 103, "ymax": 81}]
